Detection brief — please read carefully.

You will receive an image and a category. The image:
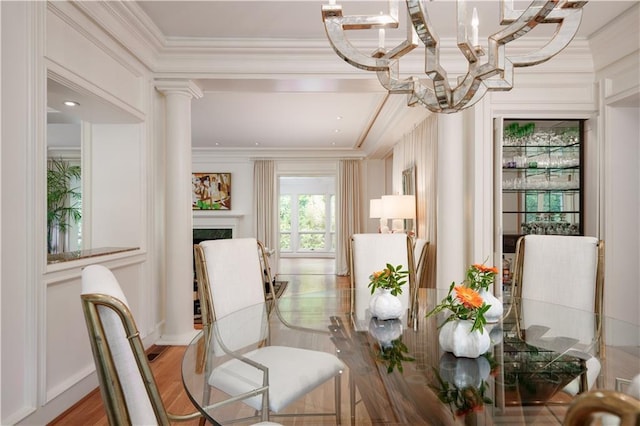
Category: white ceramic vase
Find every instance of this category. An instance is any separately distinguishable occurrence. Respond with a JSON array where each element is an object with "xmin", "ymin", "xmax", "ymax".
[
  {"xmin": 439, "ymin": 319, "xmax": 491, "ymax": 358},
  {"xmin": 368, "ymin": 317, "xmax": 403, "ymax": 348},
  {"xmin": 478, "ymin": 288, "xmax": 503, "ymax": 323},
  {"xmin": 369, "ymin": 288, "xmax": 404, "ymax": 320},
  {"xmin": 438, "ymin": 352, "xmax": 491, "ymax": 389}
]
